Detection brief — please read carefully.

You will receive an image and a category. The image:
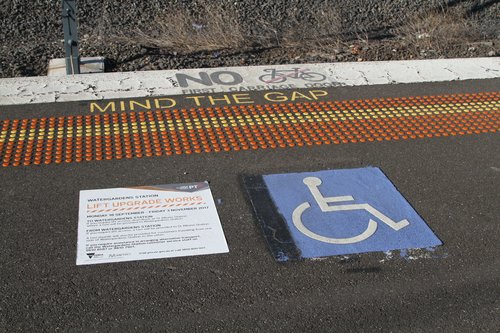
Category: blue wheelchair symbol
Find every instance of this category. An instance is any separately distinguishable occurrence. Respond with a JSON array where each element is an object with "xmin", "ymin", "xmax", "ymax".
[
  {"xmin": 262, "ymin": 167, "xmax": 442, "ymax": 258},
  {"xmin": 292, "ymin": 177, "xmax": 410, "ymax": 244}
]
